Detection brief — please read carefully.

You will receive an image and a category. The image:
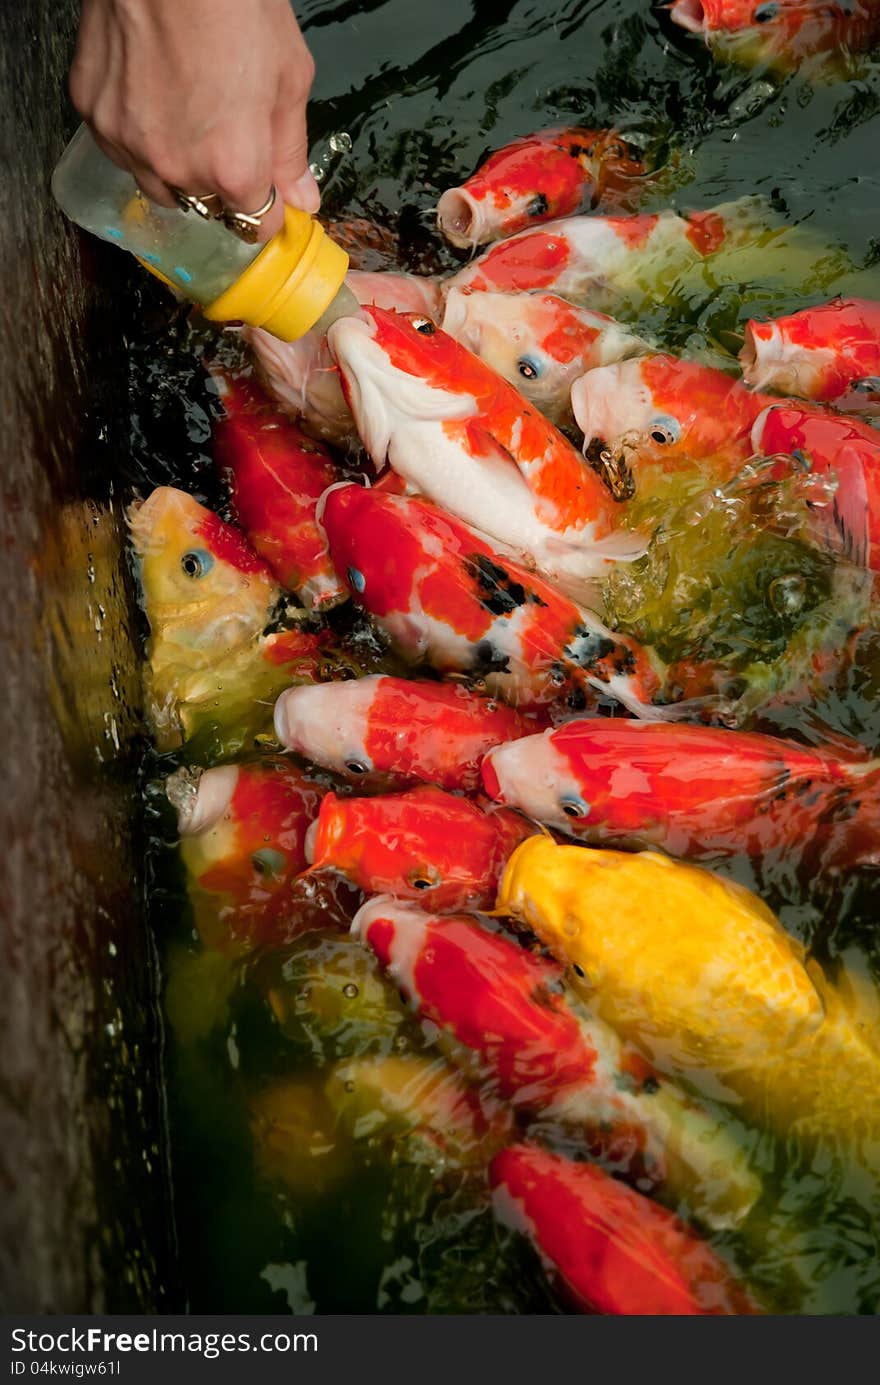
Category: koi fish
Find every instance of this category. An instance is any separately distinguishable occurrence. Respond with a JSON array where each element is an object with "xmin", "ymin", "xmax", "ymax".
[
  {"xmin": 327, "ymin": 306, "xmax": 644, "ymax": 591},
  {"xmin": 245, "ymin": 326, "xmax": 354, "ymax": 449},
  {"xmin": 490, "ymin": 1145, "xmax": 758, "ymax": 1315},
  {"xmin": 498, "ymin": 836, "xmax": 880, "ymax": 1152},
  {"xmin": 243, "ymin": 269, "xmax": 442, "ymax": 450},
  {"xmin": 741, "ymin": 298, "xmax": 880, "ymax": 414},
  {"xmin": 128, "ymin": 484, "xmax": 277, "ymax": 746},
  {"xmin": 441, "ymin": 287, "xmax": 649, "ymax": 427},
  {"xmin": 307, "ymin": 785, "xmax": 535, "ymax": 910},
  {"xmin": 481, "ymin": 717, "xmax": 880, "ymax": 869},
  {"xmin": 669, "ymin": 0, "xmax": 880, "ymax": 72},
  {"xmin": 319, "ymin": 483, "xmax": 664, "ymax": 714},
  {"xmin": 447, "ymin": 200, "xmax": 766, "ymax": 305},
  {"xmin": 571, "ymin": 354, "xmax": 776, "ymax": 501},
  {"xmin": 753, "ymin": 404, "xmax": 880, "ymax": 571},
  {"xmin": 251, "ymin": 1054, "xmax": 510, "ymax": 1197},
  {"xmin": 167, "ymin": 757, "xmax": 334, "ymax": 949},
  {"xmin": 249, "ymin": 1078, "xmax": 352, "ymax": 1198},
  {"xmin": 325, "ymin": 1053, "xmax": 513, "ymax": 1170},
  {"xmin": 437, "ymin": 127, "xmax": 648, "ymax": 249},
  {"xmin": 353, "ymin": 897, "xmax": 761, "ymax": 1226},
  {"xmin": 128, "ymin": 485, "xmax": 351, "ymax": 755},
  {"xmin": 211, "ymin": 372, "xmax": 346, "ymax": 610},
  {"xmin": 274, "ymin": 674, "xmax": 541, "ymax": 791}
]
